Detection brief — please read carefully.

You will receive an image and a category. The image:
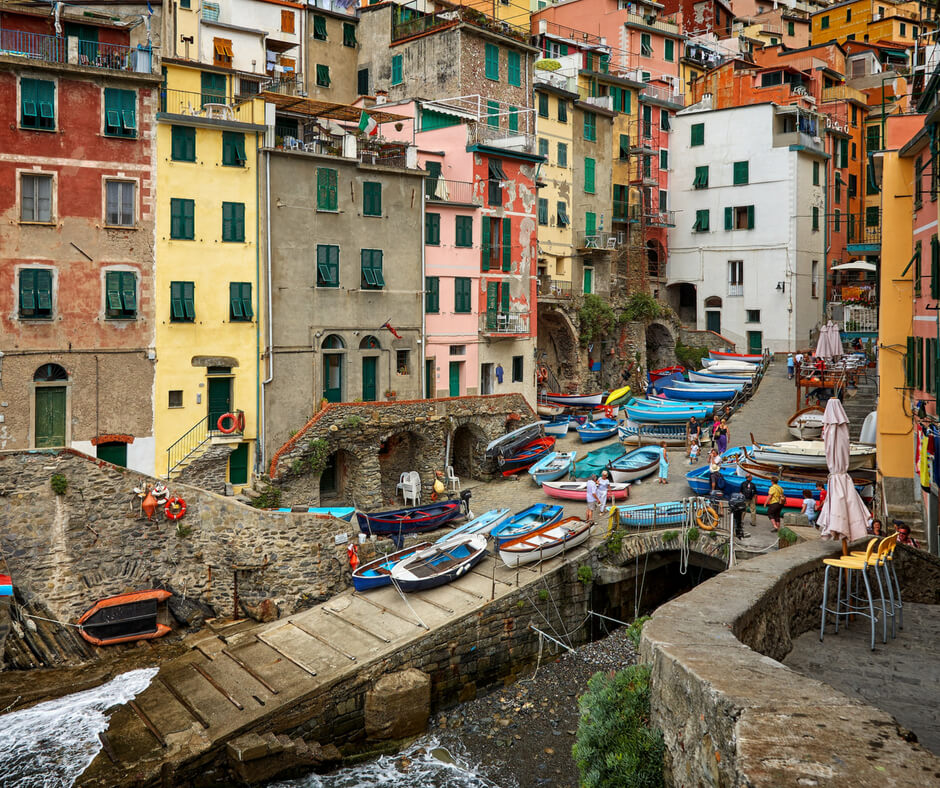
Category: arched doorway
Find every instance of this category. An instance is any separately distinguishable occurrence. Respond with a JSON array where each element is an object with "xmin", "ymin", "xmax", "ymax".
[
  {"xmin": 320, "ymin": 448, "xmax": 353, "ymax": 501},
  {"xmin": 321, "ymin": 334, "xmax": 345, "ymax": 403},
  {"xmin": 704, "ymin": 296, "xmax": 722, "ymax": 335},
  {"xmin": 359, "ymin": 335, "xmax": 381, "ymax": 402},
  {"xmin": 451, "ymin": 422, "xmax": 487, "ymax": 480},
  {"xmin": 645, "ymin": 322, "xmax": 675, "ymax": 371},
  {"xmin": 378, "ymin": 431, "xmax": 426, "ymax": 502},
  {"xmin": 33, "ymin": 363, "xmax": 68, "ymax": 448}
]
